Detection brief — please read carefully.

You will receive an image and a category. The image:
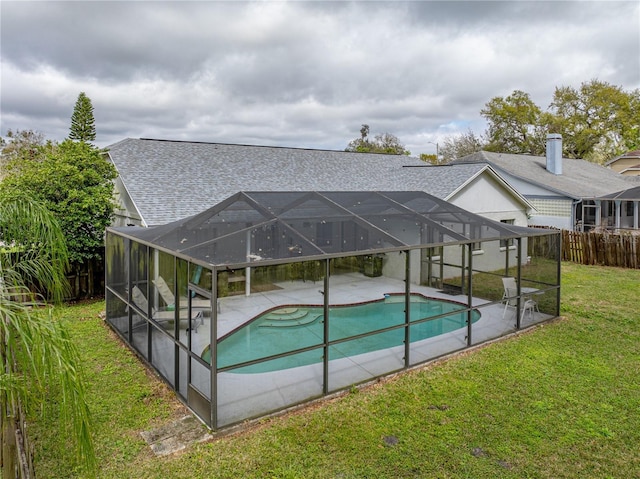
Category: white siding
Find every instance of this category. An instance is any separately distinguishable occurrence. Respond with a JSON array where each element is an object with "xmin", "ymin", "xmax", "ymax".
[{"xmin": 449, "ymin": 173, "xmax": 529, "ymax": 227}]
